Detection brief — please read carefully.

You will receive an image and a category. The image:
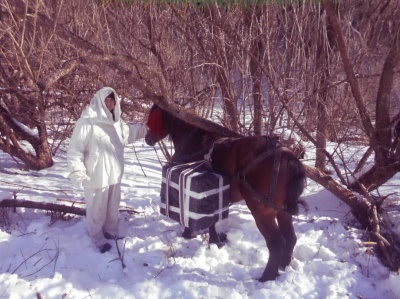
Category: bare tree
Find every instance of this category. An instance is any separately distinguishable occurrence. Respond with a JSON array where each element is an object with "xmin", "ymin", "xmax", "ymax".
[
  {"xmin": 2, "ymin": 0, "xmax": 399, "ymax": 190},
  {"xmin": 0, "ymin": 0, "xmax": 399, "ymax": 270},
  {"xmin": 321, "ymin": 0, "xmax": 400, "ymax": 192}
]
